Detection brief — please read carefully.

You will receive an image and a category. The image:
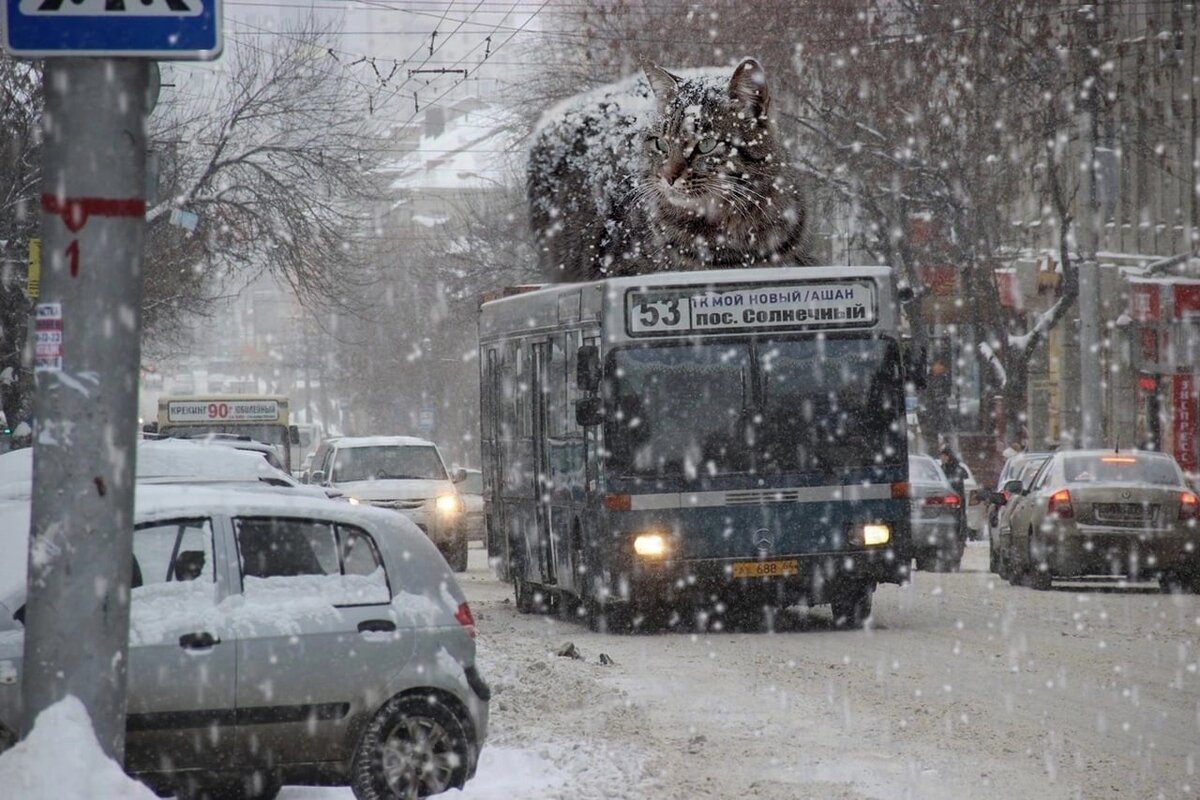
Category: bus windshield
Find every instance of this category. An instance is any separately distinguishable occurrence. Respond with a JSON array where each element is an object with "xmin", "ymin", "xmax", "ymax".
[{"xmin": 605, "ymin": 336, "xmax": 905, "ymax": 480}]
